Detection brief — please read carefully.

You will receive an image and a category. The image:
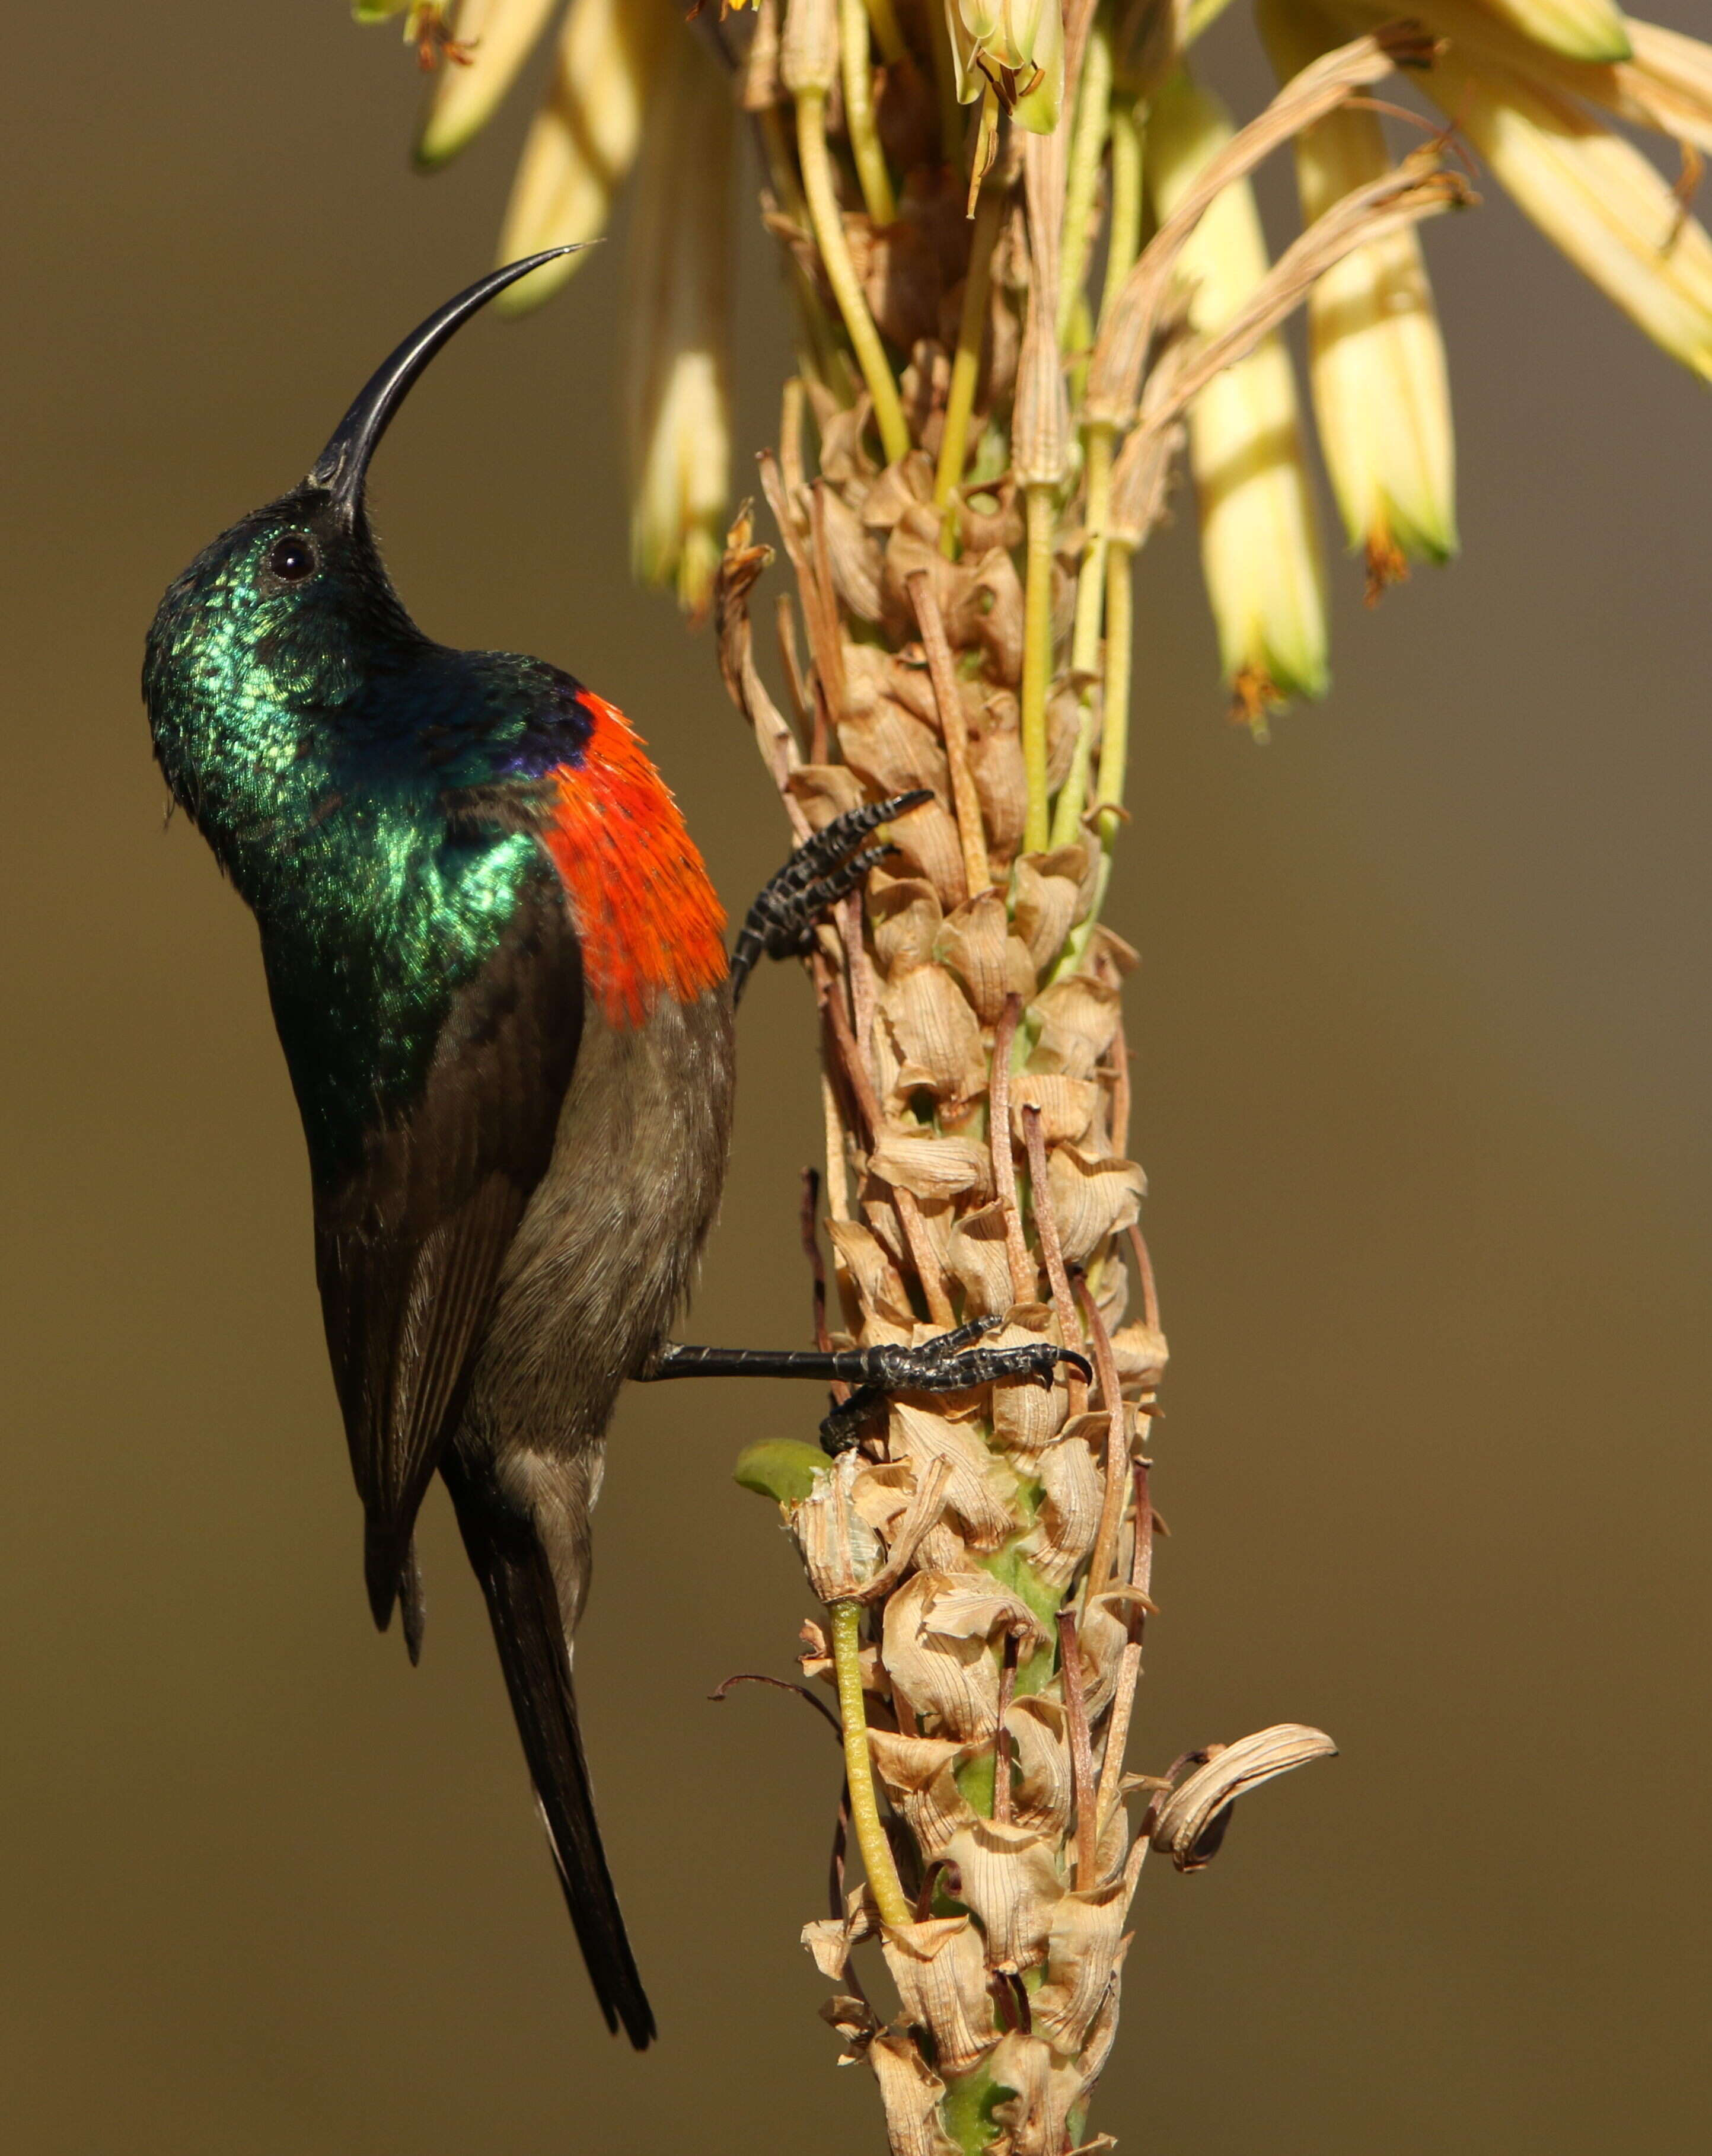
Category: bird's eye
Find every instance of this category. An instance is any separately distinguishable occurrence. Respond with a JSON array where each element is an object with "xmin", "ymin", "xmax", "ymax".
[{"xmin": 268, "ymin": 532, "xmax": 318, "ymax": 583}]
